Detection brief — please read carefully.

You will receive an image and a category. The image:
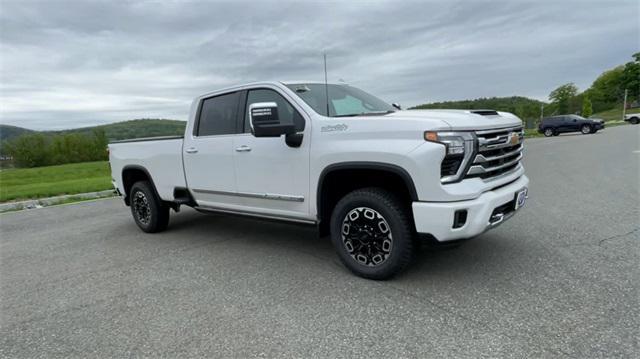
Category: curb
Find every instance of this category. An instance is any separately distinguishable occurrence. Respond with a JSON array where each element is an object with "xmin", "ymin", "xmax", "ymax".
[{"xmin": 0, "ymin": 190, "xmax": 117, "ymax": 213}]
